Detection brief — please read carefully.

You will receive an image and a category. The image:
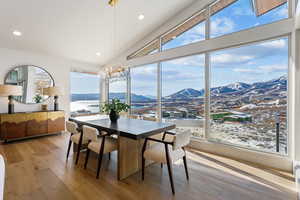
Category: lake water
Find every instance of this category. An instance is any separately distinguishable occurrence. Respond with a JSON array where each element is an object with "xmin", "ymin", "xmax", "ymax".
[{"xmin": 71, "ymin": 100, "xmax": 100, "ymax": 113}]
